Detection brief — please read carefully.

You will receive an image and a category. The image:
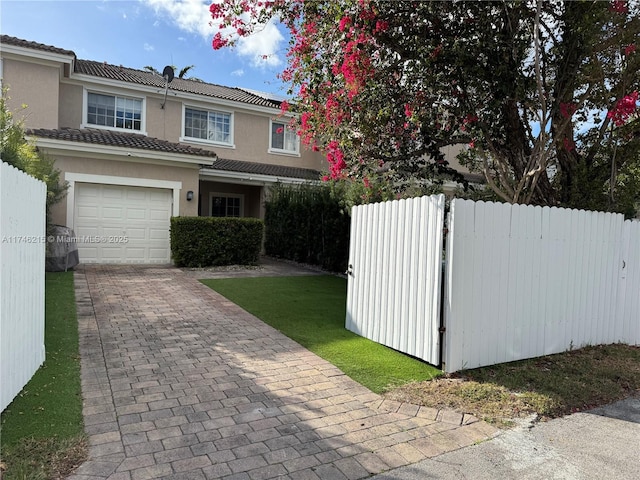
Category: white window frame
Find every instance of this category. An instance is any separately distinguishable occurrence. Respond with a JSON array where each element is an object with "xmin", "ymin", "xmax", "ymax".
[
  {"xmin": 82, "ymin": 88, "xmax": 147, "ymax": 134},
  {"xmin": 268, "ymin": 118, "xmax": 300, "ymax": 156},
  {"xmin": 209, "ymin": 192, "xmax": 244, "ymax": 218},
  {"xmin": 181, "ymin": 104, "xmax": 235, "ymax": 148}
]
